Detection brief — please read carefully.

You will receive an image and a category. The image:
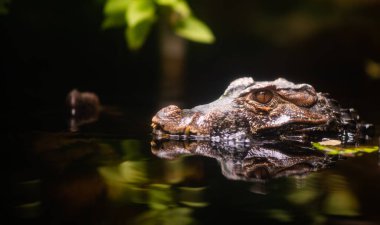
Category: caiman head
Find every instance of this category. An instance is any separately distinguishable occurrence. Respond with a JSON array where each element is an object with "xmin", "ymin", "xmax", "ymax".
[
  {"xmin": 151, "ymin": 140, "xmax": 332, "ymax": 182},
  {"xmin": 152, "ymin": 77, "xmax": 370, "ymax": 142}
]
